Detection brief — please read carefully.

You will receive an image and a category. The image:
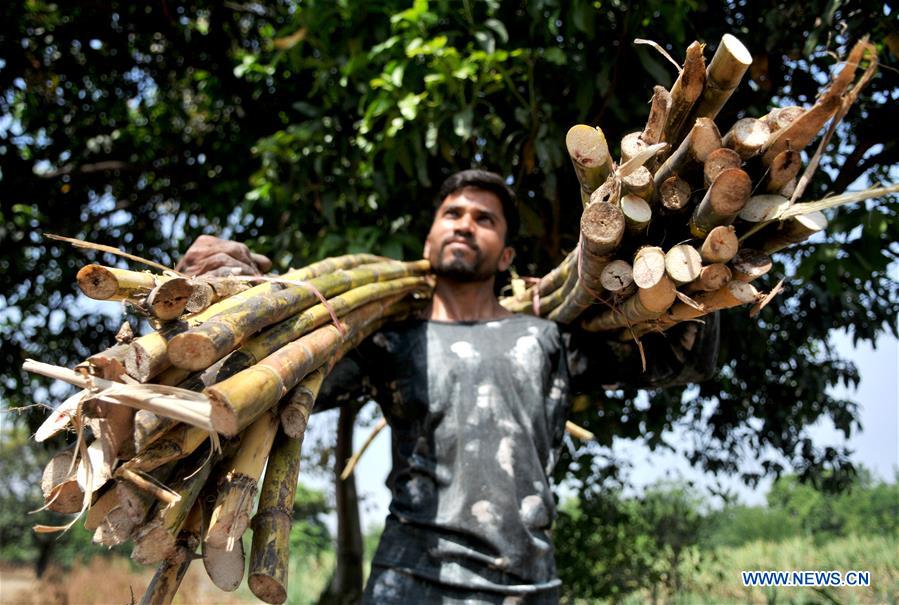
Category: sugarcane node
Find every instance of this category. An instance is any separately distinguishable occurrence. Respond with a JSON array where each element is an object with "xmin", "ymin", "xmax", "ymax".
[
  {"xmin": 730, "ymin": 249, "xmax": 773, "ymax": 282},
  {"xmin": 700, "ymin": 225, "xmax": 739, "ymax": 263},
  {"xmin": 660, "ymin": 176, "xmax": 692, "ymax": 212},
  {"xmin": 622, "ymin": 165, "xmax": 654, "ymax": 201},
  {"xmin": 581, "ymin": 201, "xmax": 626, "ymax": 256},
  {"xmin": 600, "ymin": 260, "xmax": 634, "ymax": 293},
  {"xmin": 148, "ymin": 278, "xmax": 194, "ymax": 321},
  {"xmin": 704, "ymin": 147, "xmax": 742, "ymax": 186},
  {"xmin": 665, "ymin": 245, "xmax": 703, "ymax": 285},
  {"xmin": 723, "ymin": 117, "xmax": 771, "ymax": 160},
  {"xmin": 206, "ymin": 365, "xmax": 285, "ymax": 437},
  {"xmin": 632, "ymin": 246, "xmax": 667, "ymax": 289},
  {"xmin": 693, "ymin": 34, "xmax": 752, "ymax": 119},
  {"xmin": 739, "ymin": 195, "xmax": 790, "ymax": 223}
]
